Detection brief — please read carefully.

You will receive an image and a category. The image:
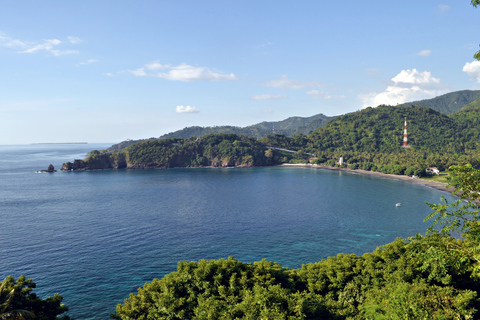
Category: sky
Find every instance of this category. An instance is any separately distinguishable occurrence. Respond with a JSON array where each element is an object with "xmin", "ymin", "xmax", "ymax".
[{"xmin": 1, "ymin": 1, "xmax": 480, "ymax": 144}]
